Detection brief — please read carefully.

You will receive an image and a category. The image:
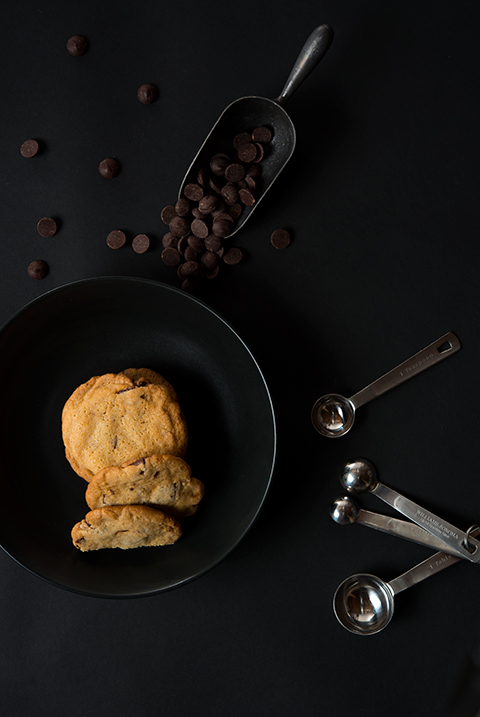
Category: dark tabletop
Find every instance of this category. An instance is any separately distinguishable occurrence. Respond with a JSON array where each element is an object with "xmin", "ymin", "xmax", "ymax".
[{"xmin": 1, "ymin": 1, "xmax": 480, "ymax": 715}]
